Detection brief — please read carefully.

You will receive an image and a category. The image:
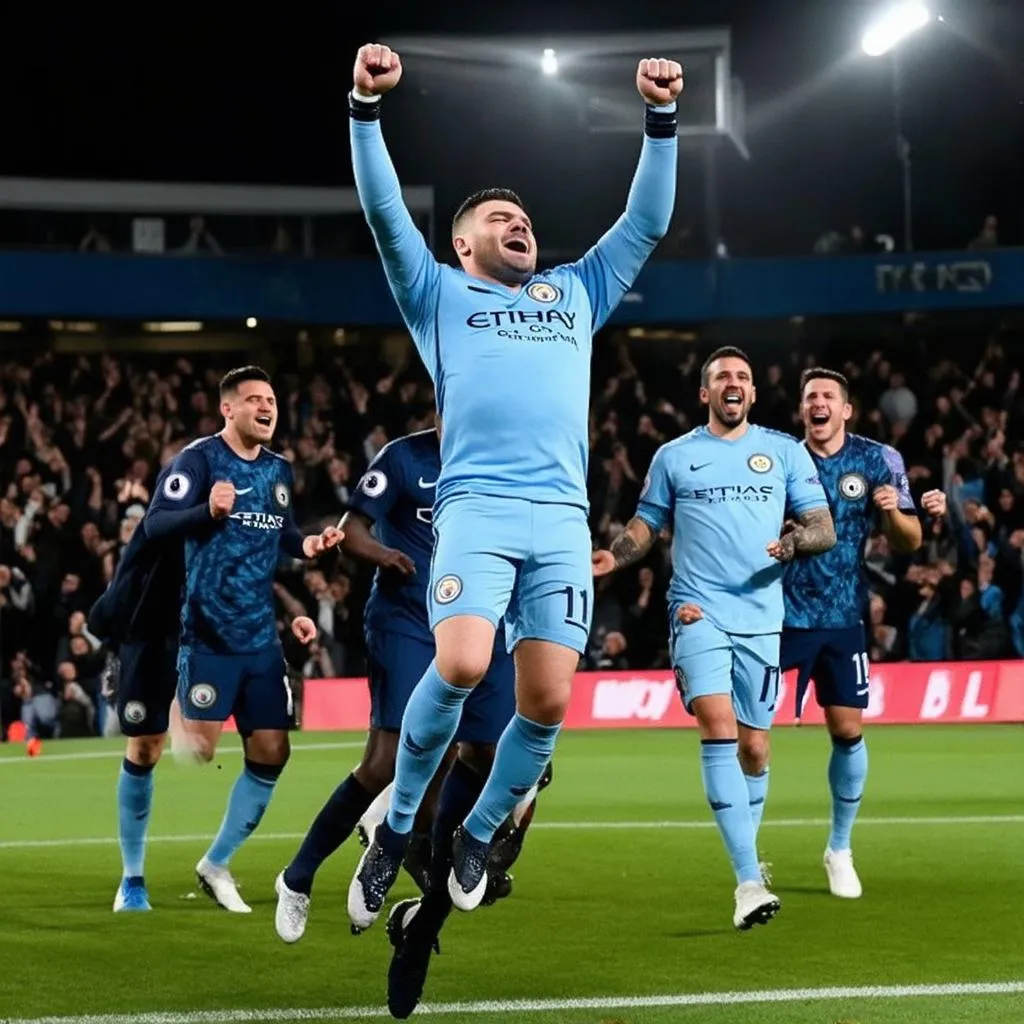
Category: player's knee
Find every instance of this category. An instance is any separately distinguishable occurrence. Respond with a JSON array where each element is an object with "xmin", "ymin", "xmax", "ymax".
[
  {"xmin": 126, "ymin": 735, "xmax": 165, "ymax": 768},
  {"xmin": 435, "ymin": 649, "xmax": 490, "ymax": 687},
  {"xmin": 245, "ymin": 732, "xmax": 290, "ymax": 767},
  {"xmin": 738, "ymin": 733, "xmax": 770, "ymax": 775}
]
